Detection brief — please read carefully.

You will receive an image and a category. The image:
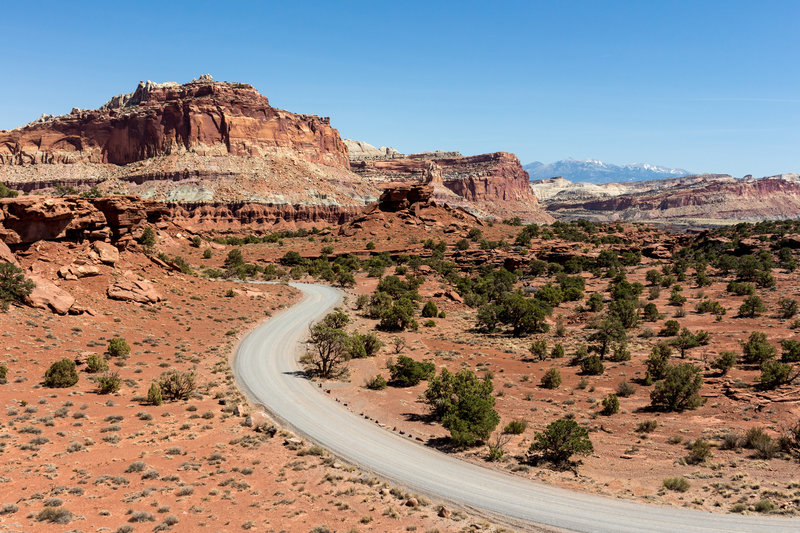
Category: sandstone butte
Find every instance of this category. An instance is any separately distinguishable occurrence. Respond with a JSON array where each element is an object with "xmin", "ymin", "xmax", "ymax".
[{"xmin": 0, "ymin": 75, "xmax": 552, "ymax": 226}]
